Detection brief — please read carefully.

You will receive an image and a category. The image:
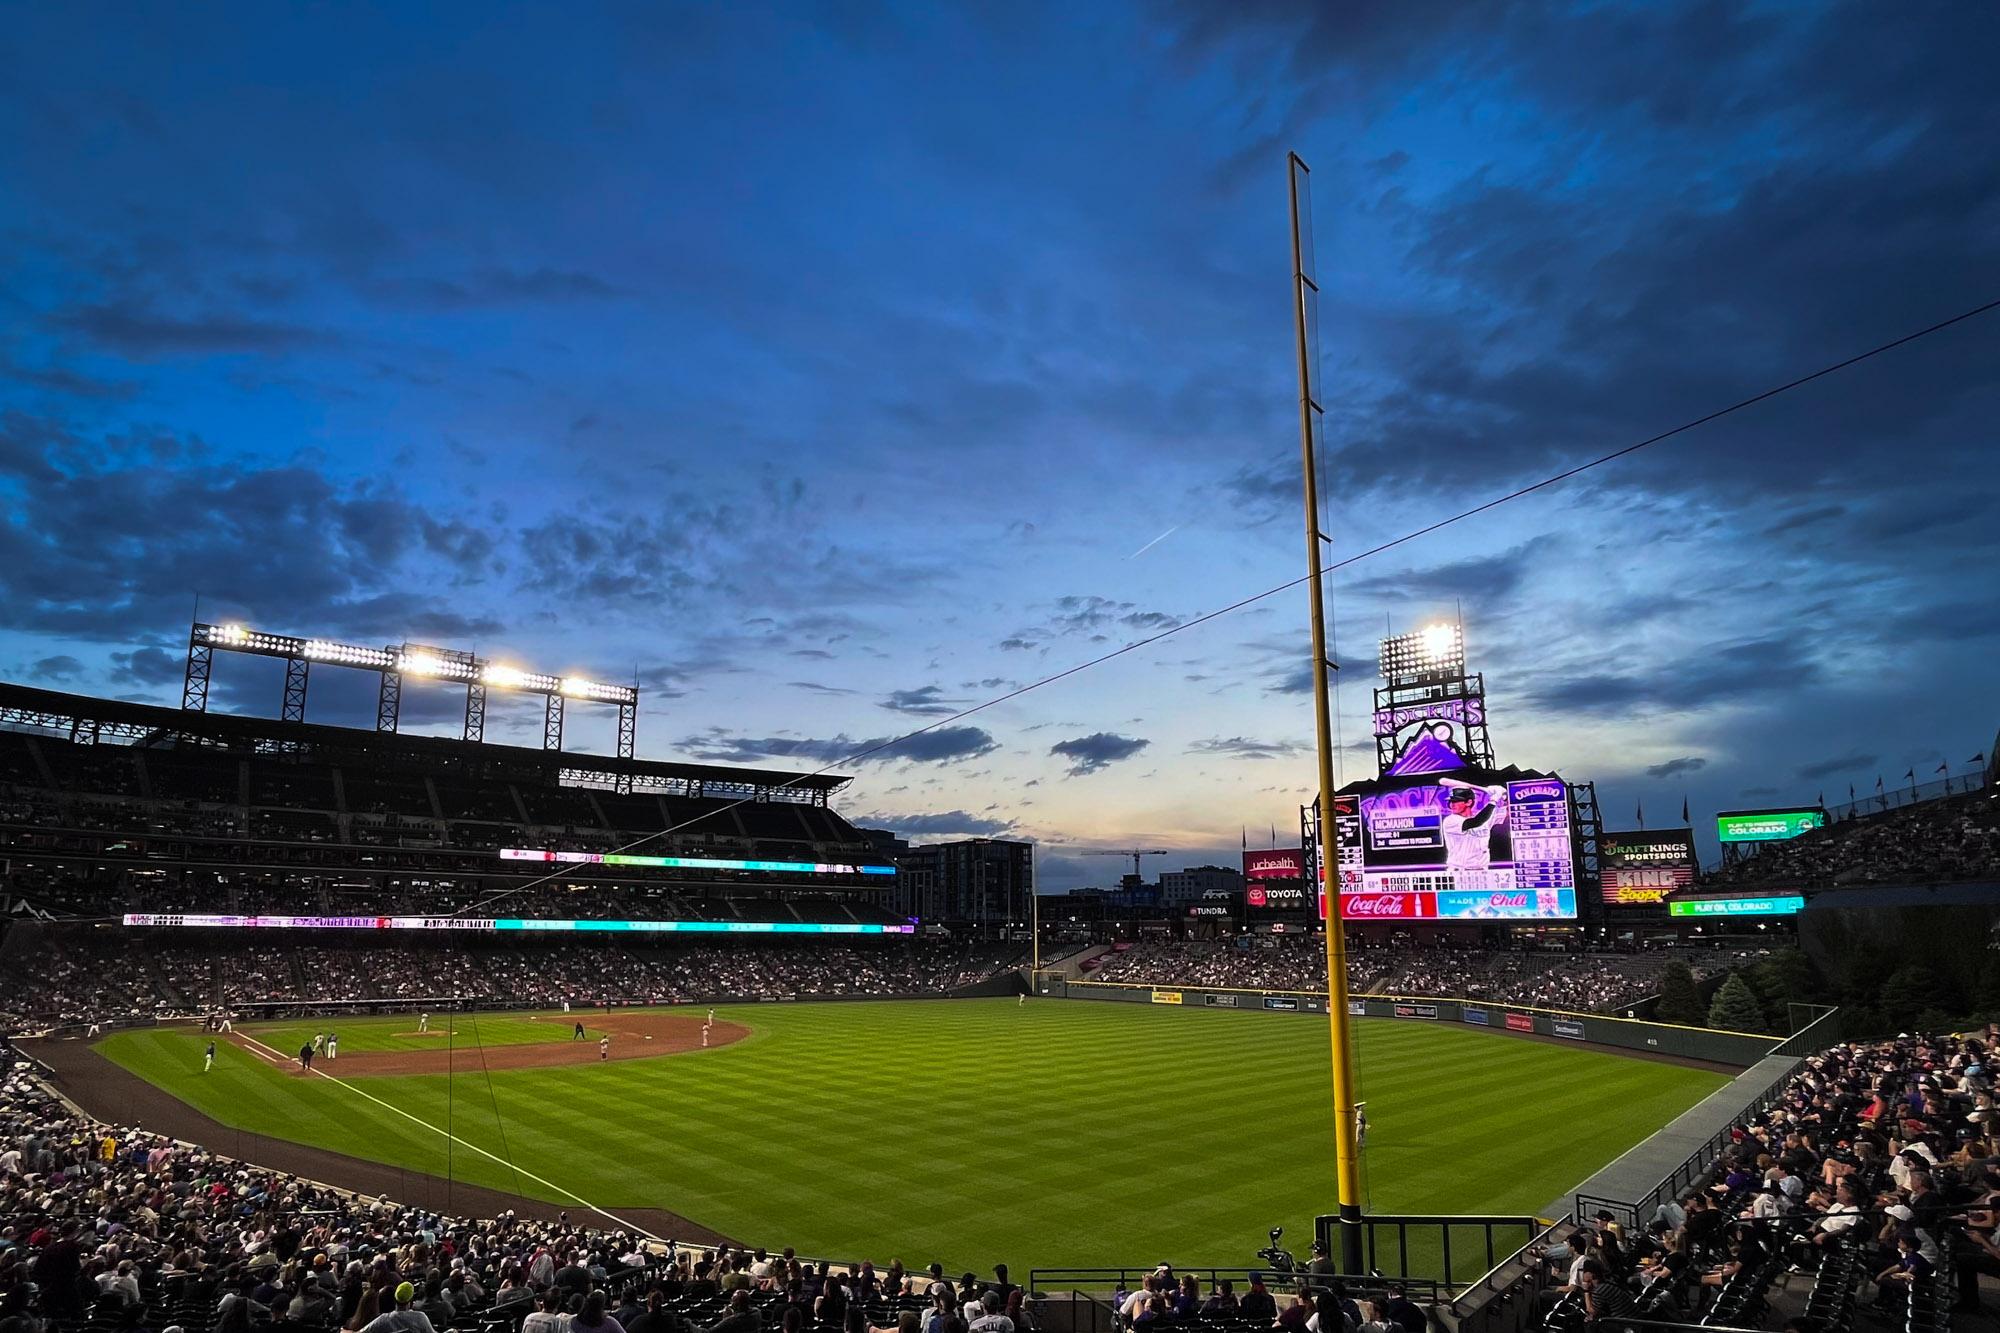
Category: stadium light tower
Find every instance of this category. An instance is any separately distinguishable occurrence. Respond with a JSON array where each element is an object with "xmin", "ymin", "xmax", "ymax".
[
  {"xmin": 1288, "ymin": 150, "xmax": 1365, "ymax": 1274},
  {"xmin": 180, "ymin": 622, "xmax": 640, "ymax": 783}
]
